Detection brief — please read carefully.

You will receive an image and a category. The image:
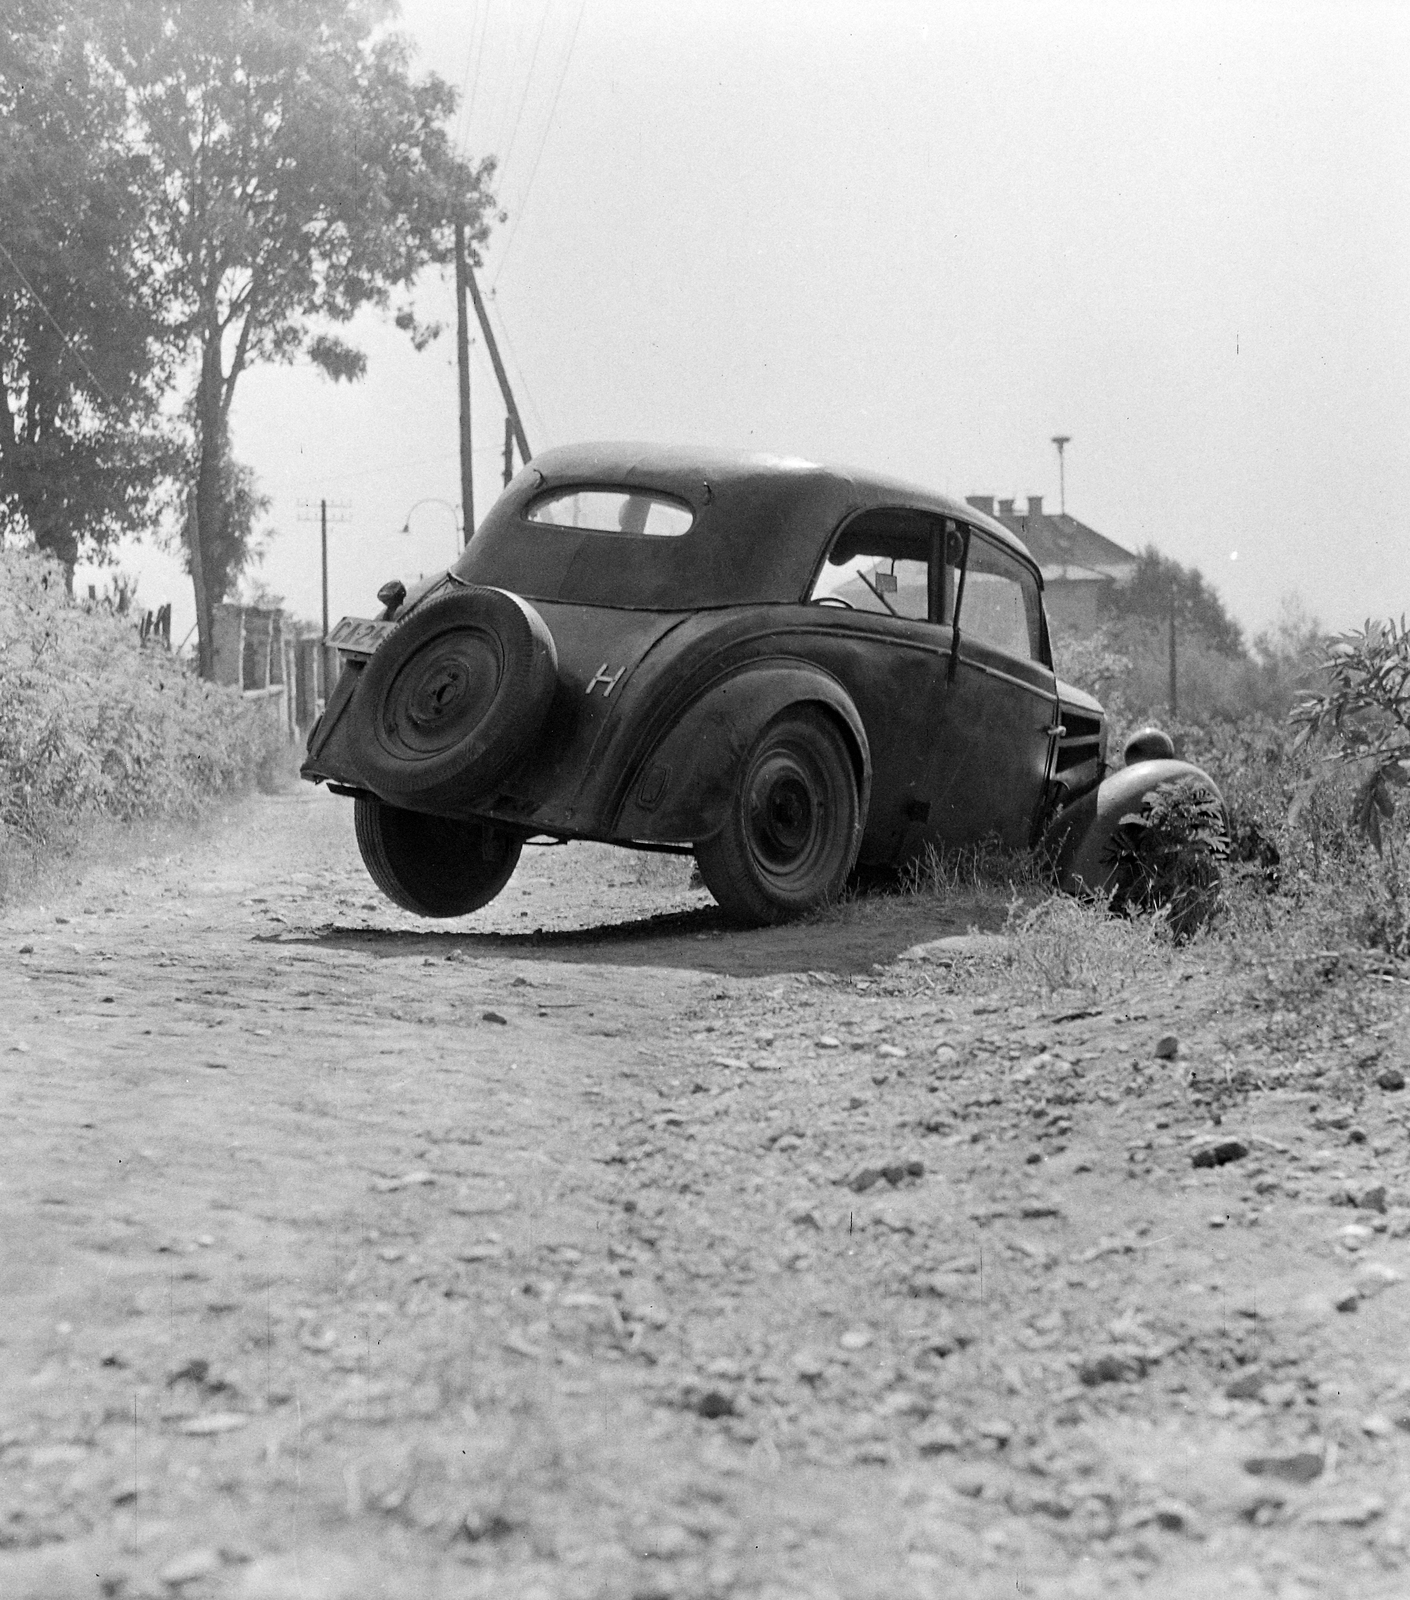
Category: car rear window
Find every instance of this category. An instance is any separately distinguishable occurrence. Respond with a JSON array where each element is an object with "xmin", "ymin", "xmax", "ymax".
[{"xmin": 526, "ymin": 488, "xmax": 694, "ymax": 537}]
